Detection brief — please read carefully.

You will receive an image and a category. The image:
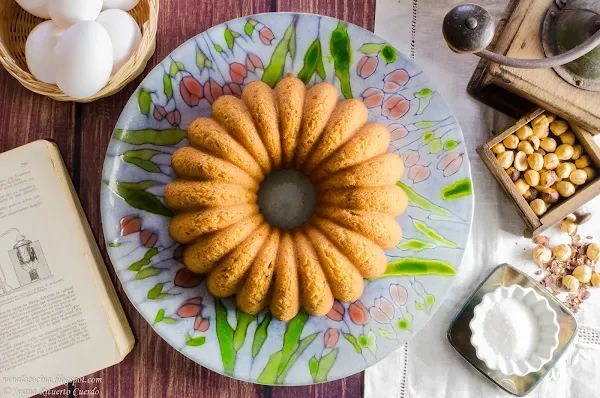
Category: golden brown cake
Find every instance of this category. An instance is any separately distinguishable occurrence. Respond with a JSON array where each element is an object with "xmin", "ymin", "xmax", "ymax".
[{"xmin": 164, "ymin": 79, "xmax": 408, "ymax": 321}]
